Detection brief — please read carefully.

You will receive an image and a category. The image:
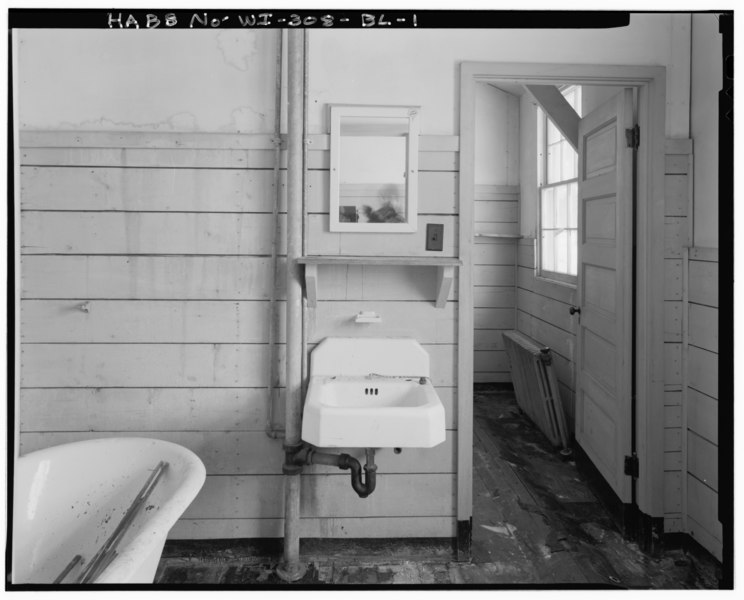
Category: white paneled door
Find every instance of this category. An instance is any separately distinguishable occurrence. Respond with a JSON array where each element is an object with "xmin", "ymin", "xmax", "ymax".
[{"xmin": 574, "ymin": 88, "xmax": 636, "ymax": 503}]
